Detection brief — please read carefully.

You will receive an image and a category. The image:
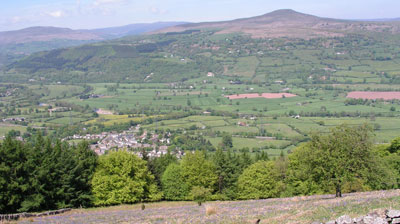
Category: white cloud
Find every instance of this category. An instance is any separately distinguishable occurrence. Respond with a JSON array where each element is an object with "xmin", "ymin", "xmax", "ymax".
[
  {"xmin": 94, "ymin": 0, "xmax": 126, "ymax": 6},
  {"xmin": 149, "ymin": 7, "xmax": 168, "ymax": 15},
  {"xmin": 11, "ymin": 16, "xmax": 22, "ymax": 24},
  {"xmin": 47, "ymin": 10, "xmax": 65, "ymax": 18}
]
